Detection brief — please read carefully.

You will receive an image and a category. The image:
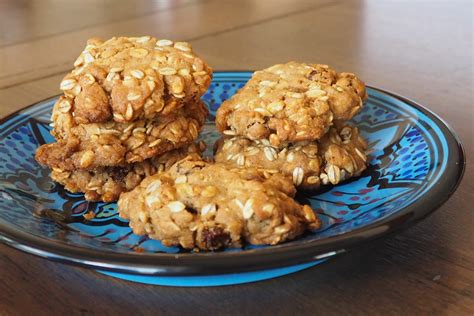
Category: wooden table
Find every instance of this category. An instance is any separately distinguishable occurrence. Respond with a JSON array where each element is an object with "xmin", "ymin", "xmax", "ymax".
[{"xmin": 0, "ymin": 0, "xmax": 472, "ymax": 314}]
